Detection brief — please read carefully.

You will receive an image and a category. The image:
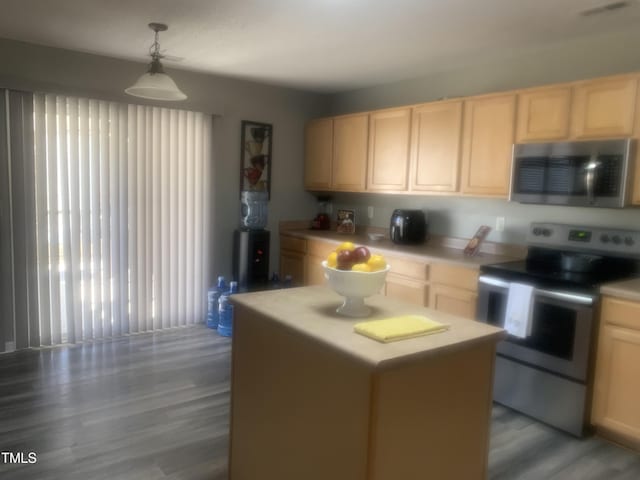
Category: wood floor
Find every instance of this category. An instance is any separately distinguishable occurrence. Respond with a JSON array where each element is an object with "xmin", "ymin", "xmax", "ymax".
[{"xmin": 0, "ymin": 325, "xmax": 639, "ymax": 480}]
